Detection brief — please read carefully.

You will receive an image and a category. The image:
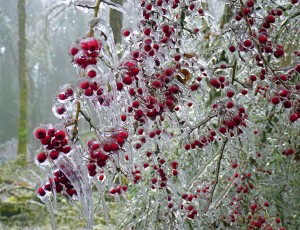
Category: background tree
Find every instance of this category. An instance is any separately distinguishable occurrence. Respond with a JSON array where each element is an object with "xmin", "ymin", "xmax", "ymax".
[{"xmin": 16, "ymin": 0, "xmax": 28, "ymax": 166}]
